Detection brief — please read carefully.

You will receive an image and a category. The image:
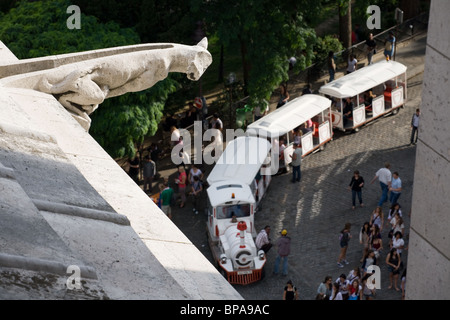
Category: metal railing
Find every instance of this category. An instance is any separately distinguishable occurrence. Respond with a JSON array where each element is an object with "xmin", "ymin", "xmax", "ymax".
[{"xmin": 291, "ymin": 11, "xmax": 429, "ymax": 87}]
